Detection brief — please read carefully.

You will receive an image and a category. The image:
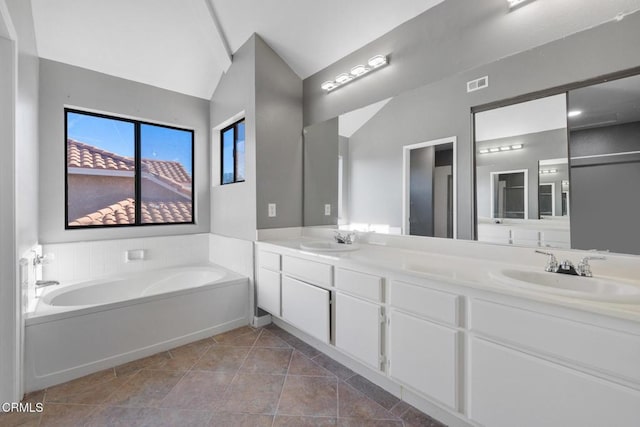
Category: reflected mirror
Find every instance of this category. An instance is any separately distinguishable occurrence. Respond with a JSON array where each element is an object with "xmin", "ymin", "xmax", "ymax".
[
  {"xmin": 304, "ymin": 99, "xmax": 457, "ymax": 238},
  {"xmin": 474, "ymin": 72, "xmax": 640, "ymax": 255}
]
